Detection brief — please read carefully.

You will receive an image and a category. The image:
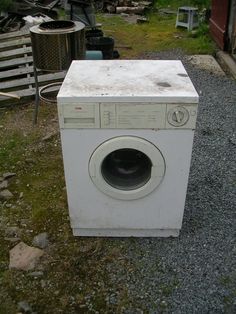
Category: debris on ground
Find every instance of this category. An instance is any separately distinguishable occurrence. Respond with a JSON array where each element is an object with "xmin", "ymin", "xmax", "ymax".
[
  {"xmin": 0, "ymin": 189, "xmax": 13, "ymax": 200},
  {"xmin": 9, "ymin": 241, "xmax": 44, "ymax": 271},
  {"xmin": 188, "ymin": 55, "xmax": 225, "ymax": 76},
  {"xmin": 96, "ymin": 0, "xmax": 152, "ymax": 14},
  {"xmin": 17, "ymin": 300, "xmax": 33, "ymax": 313},
  {"xmin": 5, "ymin": 226, "xmax": 21, "ymax": 238},
  {"xmin": 3, "ymin": 172, "xmax": 16, "ymax": 180},
  {"xmin": 32, "ymin": 232, "xmax": 49, "ymax": 249},
  {"xmin": 0, "ymin": 180, "xmax": 8, "ymax": 190},
  {"xmin": 42, "ymin": 130, "xmax": 59, "ymax": 142}
]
